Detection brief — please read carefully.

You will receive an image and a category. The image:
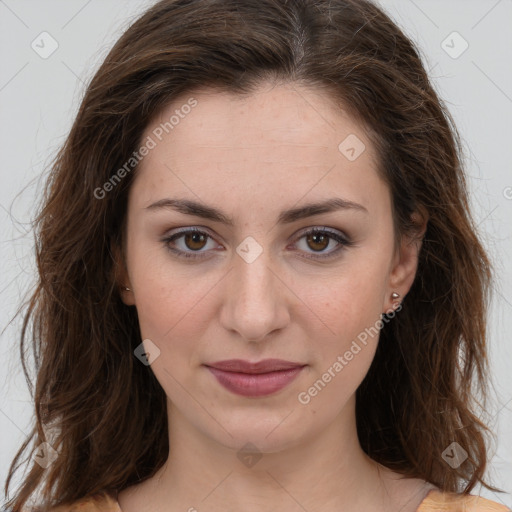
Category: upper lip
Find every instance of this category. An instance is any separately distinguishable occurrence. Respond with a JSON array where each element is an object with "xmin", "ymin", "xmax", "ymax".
[{"xmin": 205, "ymin": 359, "xmax": 306, "ymax": 374}]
